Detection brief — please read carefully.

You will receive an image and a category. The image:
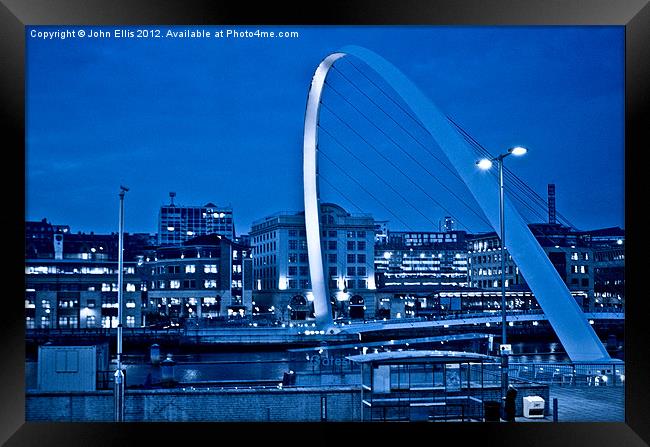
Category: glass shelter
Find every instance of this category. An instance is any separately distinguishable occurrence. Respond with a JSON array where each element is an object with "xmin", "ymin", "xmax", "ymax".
[{"xmin": 347, "ymin": 350, "xmax": 500, "ymax": 422}]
